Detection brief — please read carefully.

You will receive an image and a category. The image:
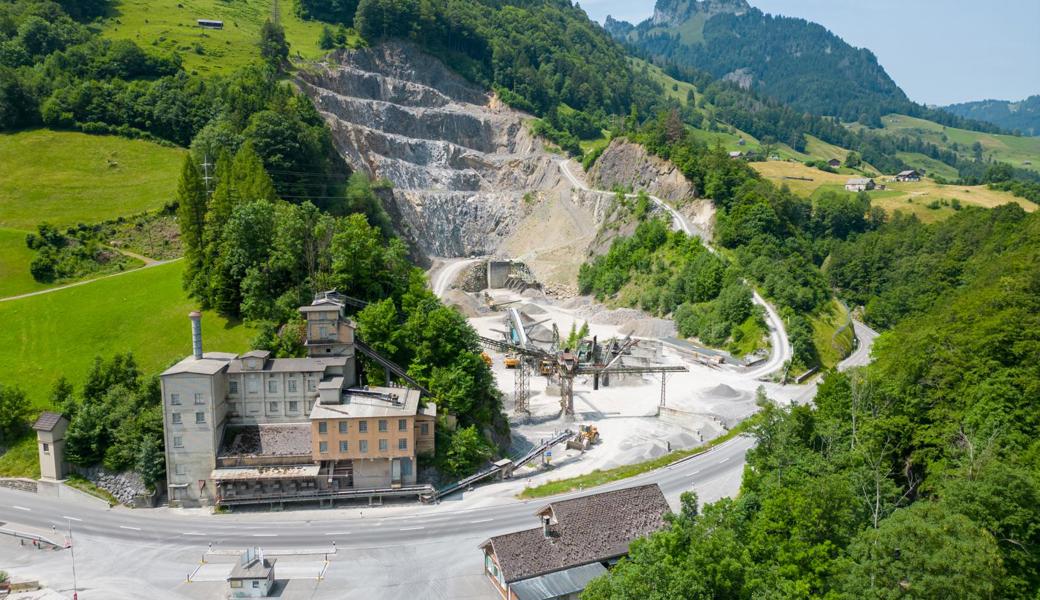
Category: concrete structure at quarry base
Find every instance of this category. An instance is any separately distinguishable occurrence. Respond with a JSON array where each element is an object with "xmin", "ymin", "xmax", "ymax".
[{"xmin": 161, "ymin": 294, "xmax": 436, "ymax": 507}]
